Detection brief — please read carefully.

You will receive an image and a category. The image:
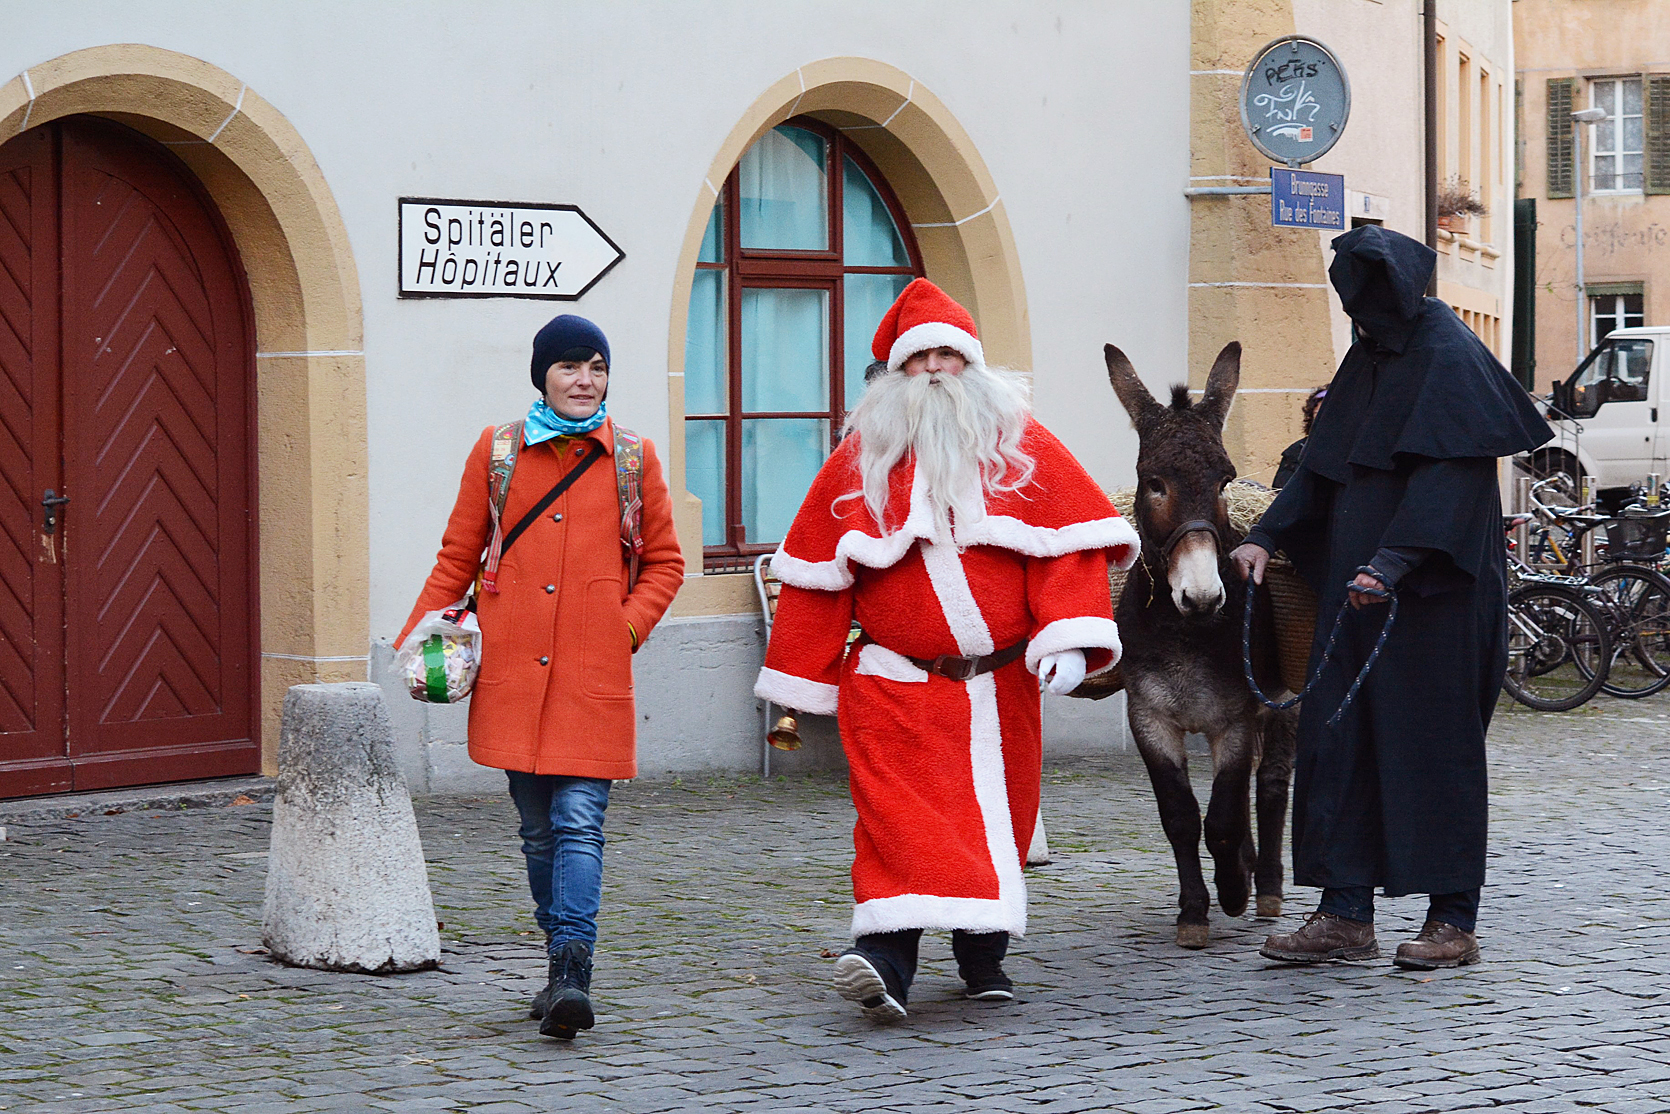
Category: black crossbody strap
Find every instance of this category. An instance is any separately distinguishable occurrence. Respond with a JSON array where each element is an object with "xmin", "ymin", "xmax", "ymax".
[{"xmin": 499, "ymin": 443, "xmax": 605, "ymax": 561}]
